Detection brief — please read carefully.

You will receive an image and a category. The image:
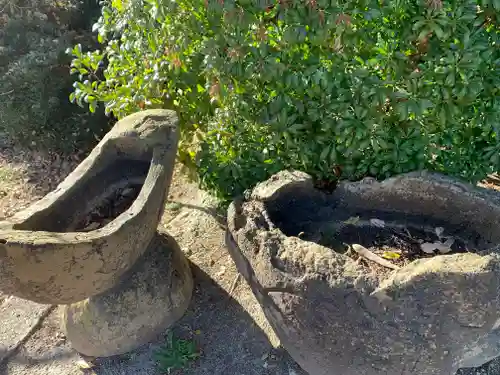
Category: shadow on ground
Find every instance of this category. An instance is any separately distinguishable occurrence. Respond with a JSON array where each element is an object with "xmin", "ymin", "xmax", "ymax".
[
  {"xmin": 92, "ymin": 263, "xmax": 305, "ymax": 375},
  {"xmin": 458, "ymin": 359, "xmax": 500, "ymax": 375},
  {"xmin": 0, "ymin": 263, "xmax": 304, "ymax": 375}
]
